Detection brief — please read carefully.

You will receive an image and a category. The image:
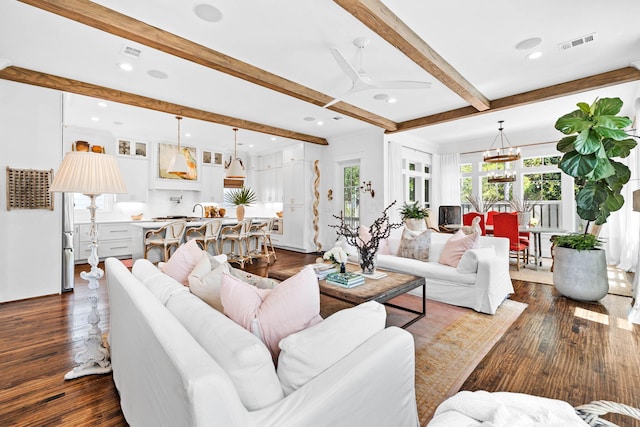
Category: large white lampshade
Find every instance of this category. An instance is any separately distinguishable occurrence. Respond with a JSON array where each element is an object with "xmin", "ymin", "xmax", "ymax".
[
  {"xmin": 50, "ymin": 151, "xmax": 127, "ymax": 195},
  {"xmin": 167, "ymin": 116, "xmax": 189, "ymax": 175},
  {"xmin": 225, "ymin": 127, "xmax": 246, "ymax": 179}
]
